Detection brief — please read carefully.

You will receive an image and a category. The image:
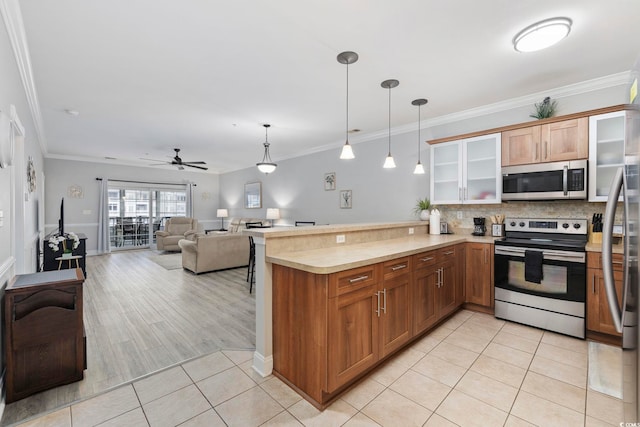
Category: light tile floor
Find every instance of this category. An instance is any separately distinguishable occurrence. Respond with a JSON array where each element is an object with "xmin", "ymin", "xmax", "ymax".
[{"xmin": 13, "ymin": 311, "xmax": 623, "ymax": 427}]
